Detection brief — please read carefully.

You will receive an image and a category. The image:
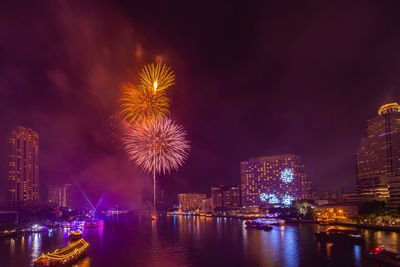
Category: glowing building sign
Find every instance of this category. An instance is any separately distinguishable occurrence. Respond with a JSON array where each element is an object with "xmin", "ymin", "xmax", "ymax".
[
  {"xmin": 282, "ymin": 194, "xmax": 294, "ymax": 205},
  {"xmin": 281, "ymin": 168, "xmax": 294, "ymax": 184},
  {"xmin": 260, "ymin": 193, "xmax": 280, "ymax": 204}
]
